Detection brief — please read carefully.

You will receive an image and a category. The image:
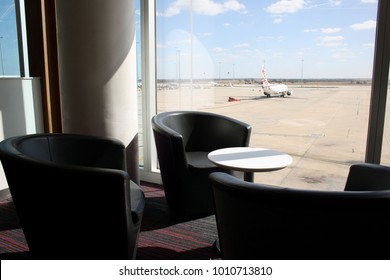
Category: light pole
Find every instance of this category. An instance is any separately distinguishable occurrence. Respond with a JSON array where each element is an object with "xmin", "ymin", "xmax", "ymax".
[
  {"xmin": 218, "ymin": 62, "xmax": 221, "ymax": 80},
  {"xmin": 301, "ymin": 58, "xmax": 304, "ymax": 86},
  {"xmin": 176, "ymin": 49, "xmax": 181, "ymax": 86},
  {"xmin": 0, "ymin": 37, "xmax": 4, "ymax": 76}
]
